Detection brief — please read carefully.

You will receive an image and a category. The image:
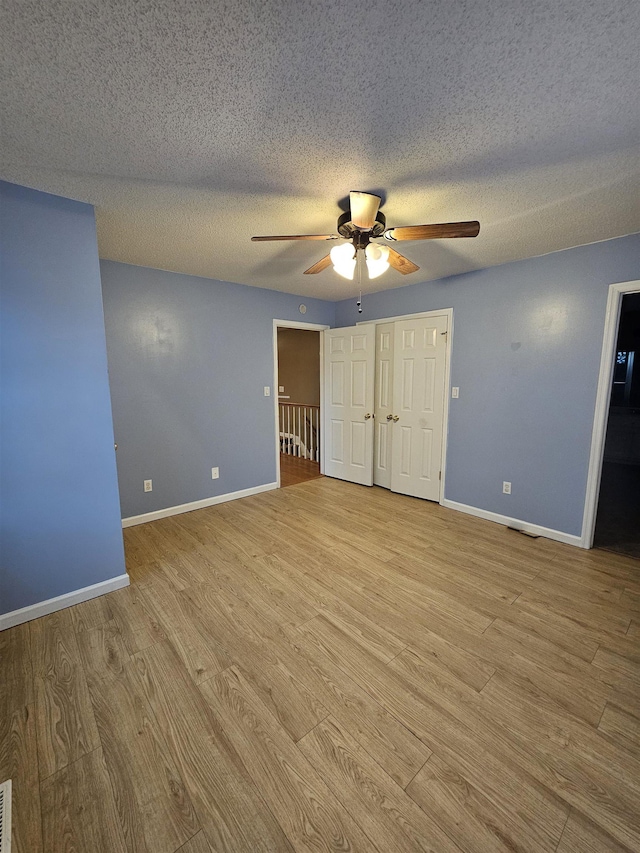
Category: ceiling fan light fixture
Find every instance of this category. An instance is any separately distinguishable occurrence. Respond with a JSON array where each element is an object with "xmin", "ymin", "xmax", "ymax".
[
  {"xmin": 365, "ymin": 243, "xmax": 390, "ymax": 279},
  {"xmin": 330, "ymin": 242, "xmax": 356, "ymax": 280}
]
